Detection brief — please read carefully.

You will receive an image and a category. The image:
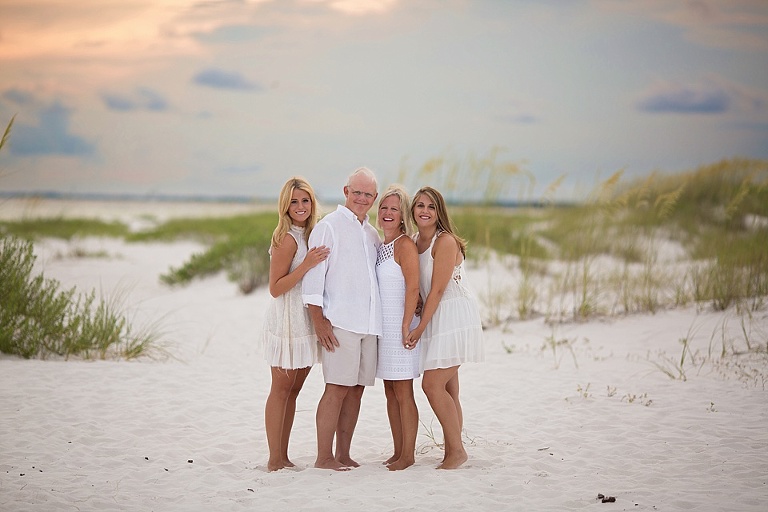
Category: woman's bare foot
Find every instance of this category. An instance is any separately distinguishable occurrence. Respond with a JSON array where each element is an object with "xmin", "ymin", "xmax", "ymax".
[
  {"xmin": 267, "ymin": 459, "xmax": 286, "ymax": 472},
  {"xmin": 335, "ymin": 456, "xmax": 360, "ymax": 468},
  {"xmin": 387, "ymin": 457, "xmax": 415, "ymax": 471},
  {"xmin": 383, "ymin": 454, "xmax": 398, "ymax": 465},
  {"xmin": 282, "ymin": 459, "xmax": 296, "ymax": 468},
  {"xmin": 436, "ymin": 449, "xmax": 467, "ymax": 470},
  {"xmin": 314, "ymin": 457, "xmax": 352, "ymax": 471}
]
